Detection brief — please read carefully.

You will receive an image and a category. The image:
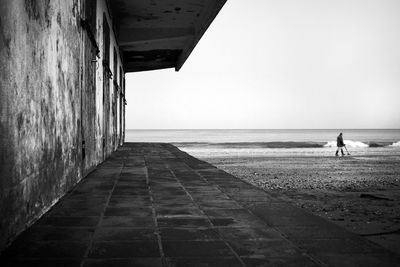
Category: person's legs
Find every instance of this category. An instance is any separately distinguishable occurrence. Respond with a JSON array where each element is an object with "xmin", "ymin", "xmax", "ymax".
[
  {"xmin": 341, "ymin": 147, "xmax": 345, "ymax": 156},
  {"xmin": 336, "ymin": 147, "xmax": 339, "ymax": 156}
]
